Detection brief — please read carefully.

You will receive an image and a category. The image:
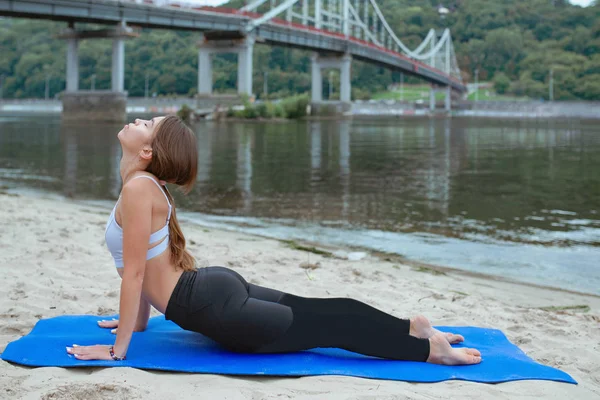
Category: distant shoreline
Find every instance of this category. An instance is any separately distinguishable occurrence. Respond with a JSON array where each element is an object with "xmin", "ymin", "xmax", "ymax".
[{"xmin": 1, "ymin": 99, "xmax": 599, "ymax": 120}]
